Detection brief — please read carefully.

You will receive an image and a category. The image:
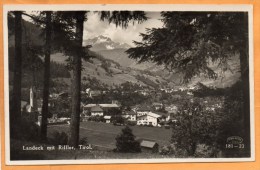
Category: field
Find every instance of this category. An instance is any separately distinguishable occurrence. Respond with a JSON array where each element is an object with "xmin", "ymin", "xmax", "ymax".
[{"xmin": 48, "ymin": 121, "xmax": 172, "ymax": 149}]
